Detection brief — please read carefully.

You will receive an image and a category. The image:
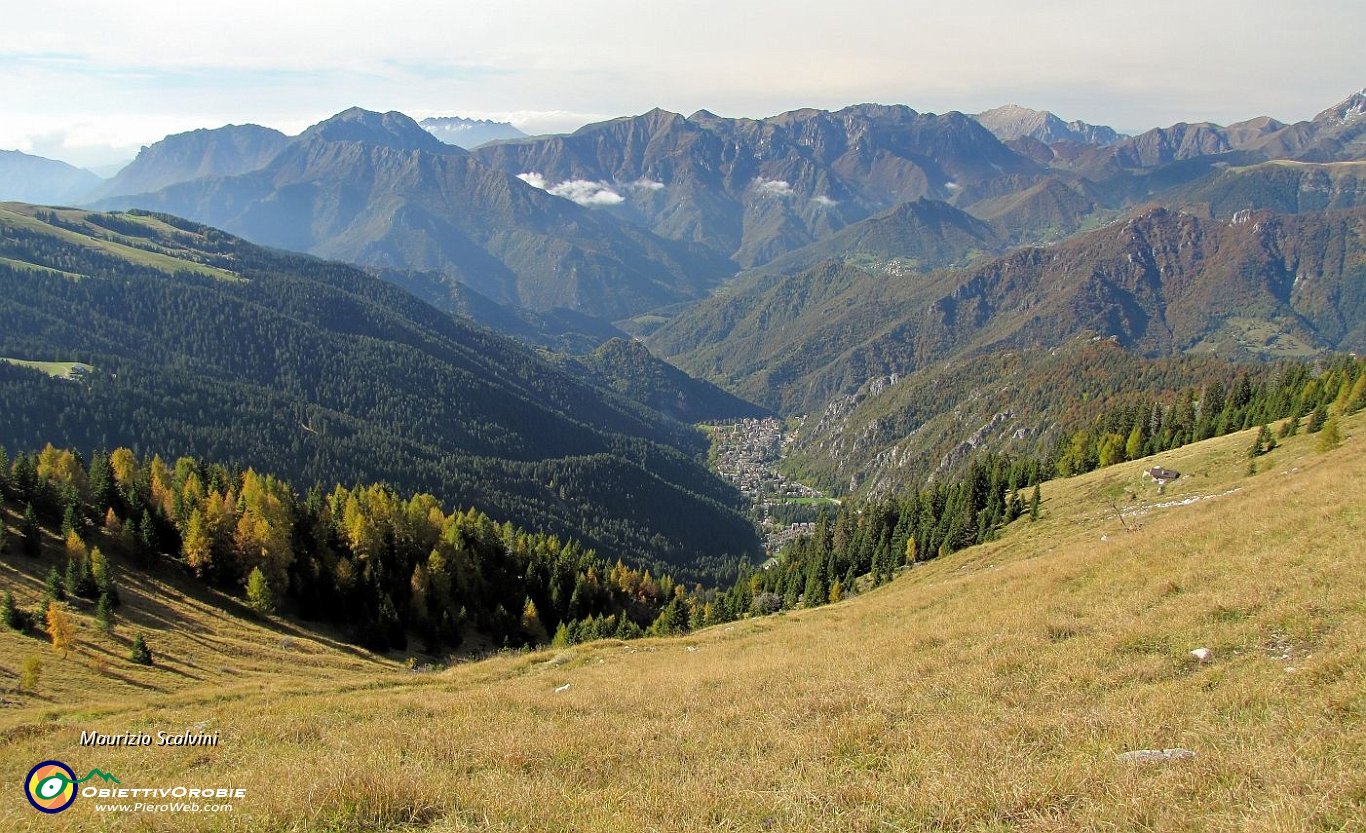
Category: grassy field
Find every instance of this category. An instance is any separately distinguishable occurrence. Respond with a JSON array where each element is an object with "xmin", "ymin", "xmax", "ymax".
[
  {"xmin": 0, "ymin": 204, "xmax": 242, "ymax": 283},
  {"xmin": 1, "ymin": 413, "xmax": 1362, "ymax": 831},
  {"xmin": 0, "ymin": 359, "xmax": 95, "ymax": 381},
  {"xmin": 1188, "ymin": 317, "xmax": 1322, "ymax": 359}
]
